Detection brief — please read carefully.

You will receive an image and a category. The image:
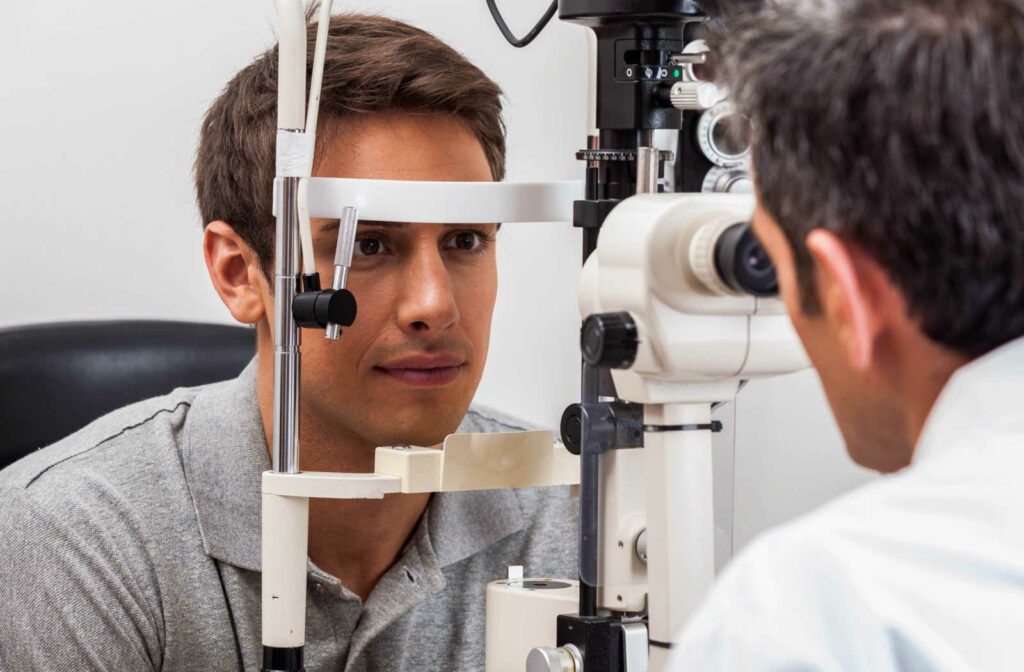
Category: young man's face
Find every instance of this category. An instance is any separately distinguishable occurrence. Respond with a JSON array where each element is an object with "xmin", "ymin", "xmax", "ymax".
[{"xmin": 268, "ymin": 113, "xmax": 498, "ymax": 449}]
